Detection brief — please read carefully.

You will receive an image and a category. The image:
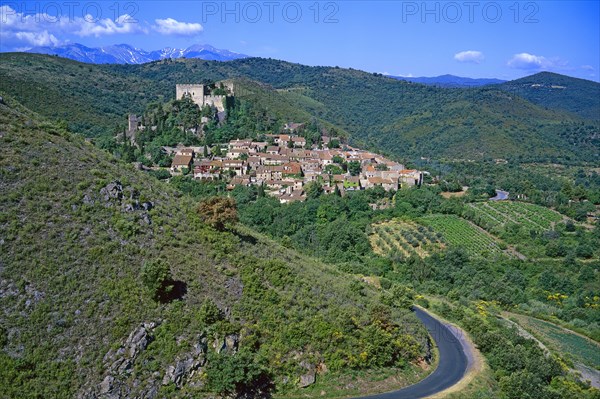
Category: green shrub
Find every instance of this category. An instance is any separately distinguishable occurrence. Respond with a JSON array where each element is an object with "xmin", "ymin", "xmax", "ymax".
[{"xmin": 140, "ymin": 259, "xmax": 173, "ymax": 301}]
